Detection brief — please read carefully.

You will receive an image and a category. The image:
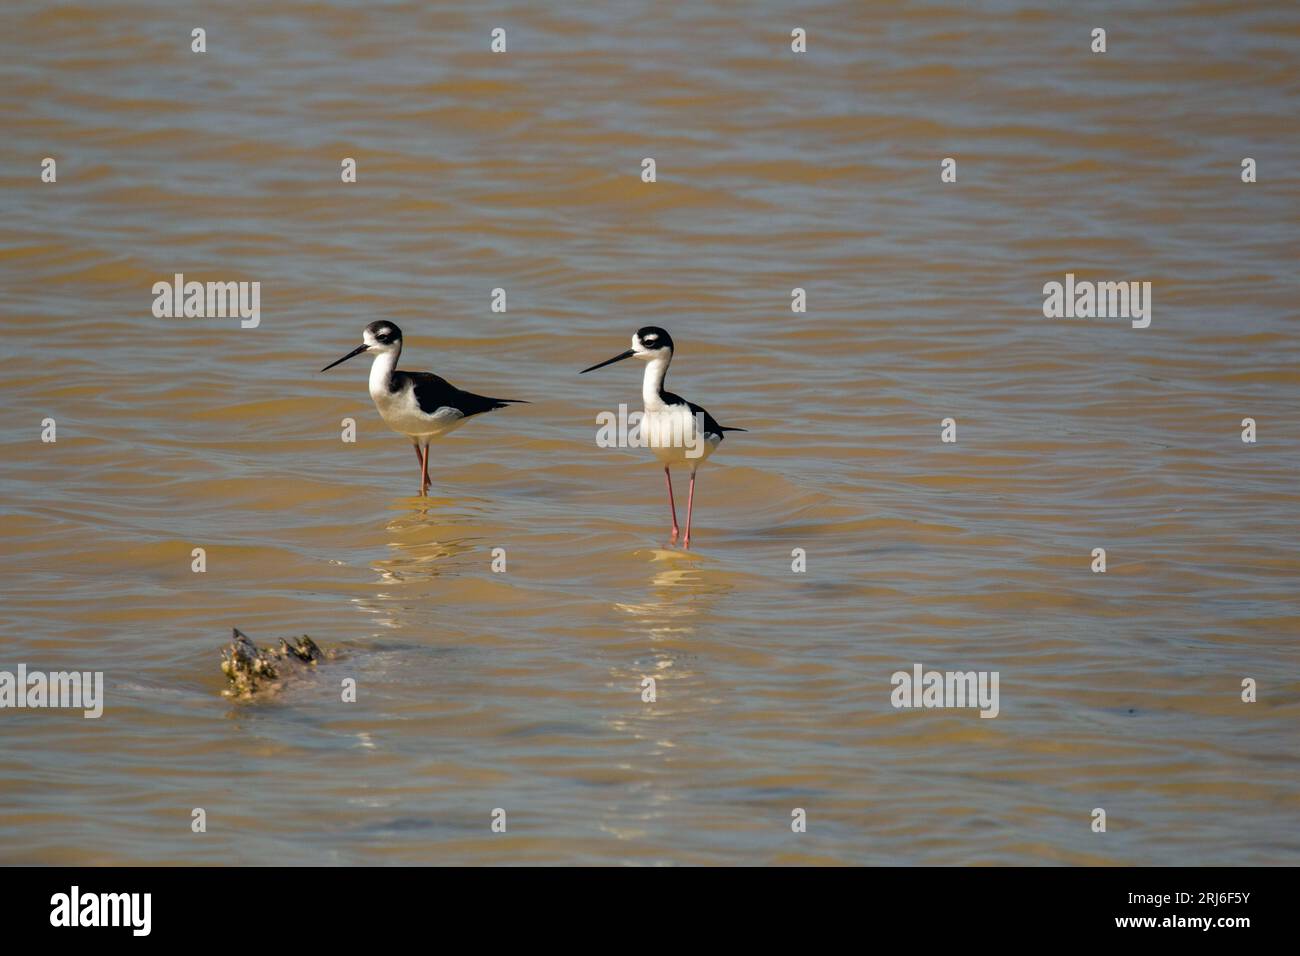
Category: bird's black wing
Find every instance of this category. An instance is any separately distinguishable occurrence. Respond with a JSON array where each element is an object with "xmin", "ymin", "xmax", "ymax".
[
  {"xmin": 402, "ymin": 372, "xmax": 527, "ymax": 418},
  {"xmin": 661, "ymin": 389, "xmax": 746, "ymax": 440}
]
